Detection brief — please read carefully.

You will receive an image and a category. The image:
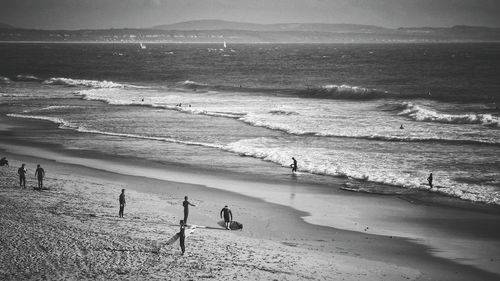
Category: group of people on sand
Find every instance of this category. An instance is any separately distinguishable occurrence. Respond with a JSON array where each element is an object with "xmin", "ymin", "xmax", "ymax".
[
  {"xmin": 18, "ymin": 163, "xmax": 46, "ymax": 190},
  {"xmin": 117, "ymin": 191, "xmax": 235, "ymax": 255},
  {"xmin": 178, "ymin": 196, "xmax": 234, "ymax": 255},
  {"xmin": 1, "ymin": 158, "xmax": 46, "ymax": 190}
]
